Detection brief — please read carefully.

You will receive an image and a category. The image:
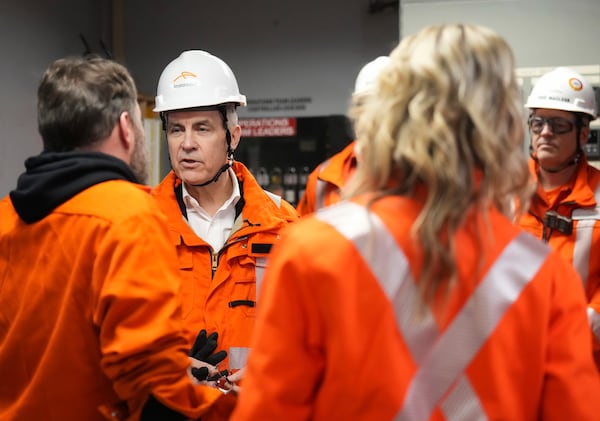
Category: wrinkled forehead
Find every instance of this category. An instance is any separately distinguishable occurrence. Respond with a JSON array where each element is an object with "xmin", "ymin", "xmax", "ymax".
[{"xmin": 166, "ymin": 106, "xmax": 223, "ymax": 123}]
